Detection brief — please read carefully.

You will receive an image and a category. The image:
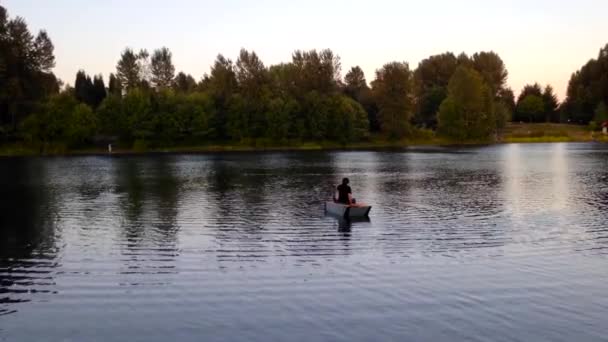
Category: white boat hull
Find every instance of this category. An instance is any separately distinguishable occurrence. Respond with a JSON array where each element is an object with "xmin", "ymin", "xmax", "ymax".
[{"xmin": 325, "ymin": 202, "xmax": 372, "ymax": 218}]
